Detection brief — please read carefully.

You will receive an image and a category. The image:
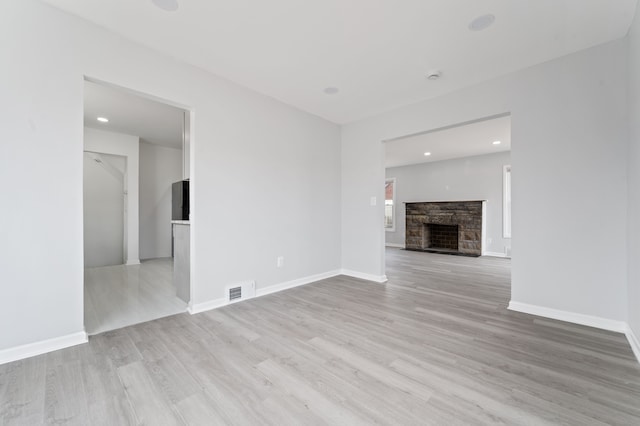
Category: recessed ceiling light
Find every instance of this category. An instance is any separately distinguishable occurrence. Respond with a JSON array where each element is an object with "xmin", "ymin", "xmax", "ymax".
[
  {"xmin": 493, "ymin": 140, "xmax": 501, "ymax": 145},
  {"xmin": 424, "ymin": 152, "xmax": 431, "ymax": 156},
  {"xmin": 152, "ymin": 0, "xmax": 179, "ymax": 12},
  {"xmin": 469, "ymin": 14, "xmax": 495, "ymax": 31},
  {"xmin": 97, "ymin": 117, "xmax": 109, "ymax": 123},
  {"xmin": 323, "ymin": 87, "xmax": 339, "ymax": 95}
]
